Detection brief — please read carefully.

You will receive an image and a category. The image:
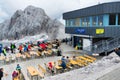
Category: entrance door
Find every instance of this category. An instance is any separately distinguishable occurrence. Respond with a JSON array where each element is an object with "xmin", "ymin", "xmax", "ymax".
[{"xmin": 73, "ymin": 36, "xmax": 83, "ymax": 49}]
